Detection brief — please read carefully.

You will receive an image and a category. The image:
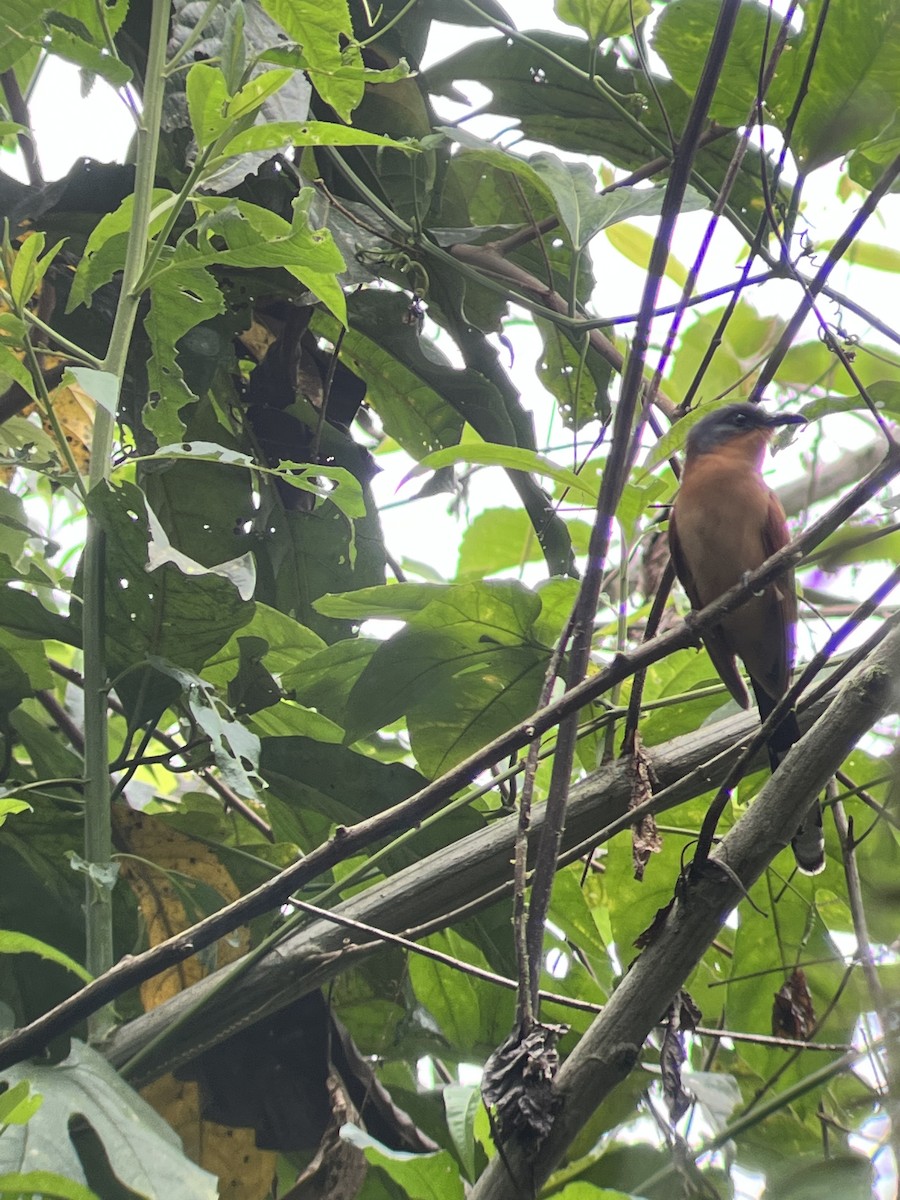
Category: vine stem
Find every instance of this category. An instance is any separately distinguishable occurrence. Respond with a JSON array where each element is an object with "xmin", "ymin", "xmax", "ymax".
[{"xmin": 81, "ymin": 0, "xmax": 171, "ymax": 1039}]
